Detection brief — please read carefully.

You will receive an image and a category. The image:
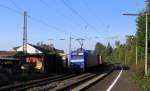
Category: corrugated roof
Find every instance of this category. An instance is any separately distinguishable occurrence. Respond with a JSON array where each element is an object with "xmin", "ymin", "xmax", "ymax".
[
  {"xmin": 13, "ymin": 43, "xmax": 64, "ymax": 54},
  {"xmin": 29, "ymin": 44, "xmax": 56, "ymax": 53}
]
